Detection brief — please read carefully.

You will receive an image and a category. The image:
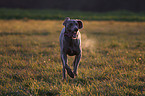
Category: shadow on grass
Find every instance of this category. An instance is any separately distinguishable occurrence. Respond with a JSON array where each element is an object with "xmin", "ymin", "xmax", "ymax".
[
  {"xmin": 38, "ymin": 89, "xmax": 59, "ymax": 96},
  {"xmin": 68, "ymin": 77, "xmax": 92, "ymax": 85}
]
